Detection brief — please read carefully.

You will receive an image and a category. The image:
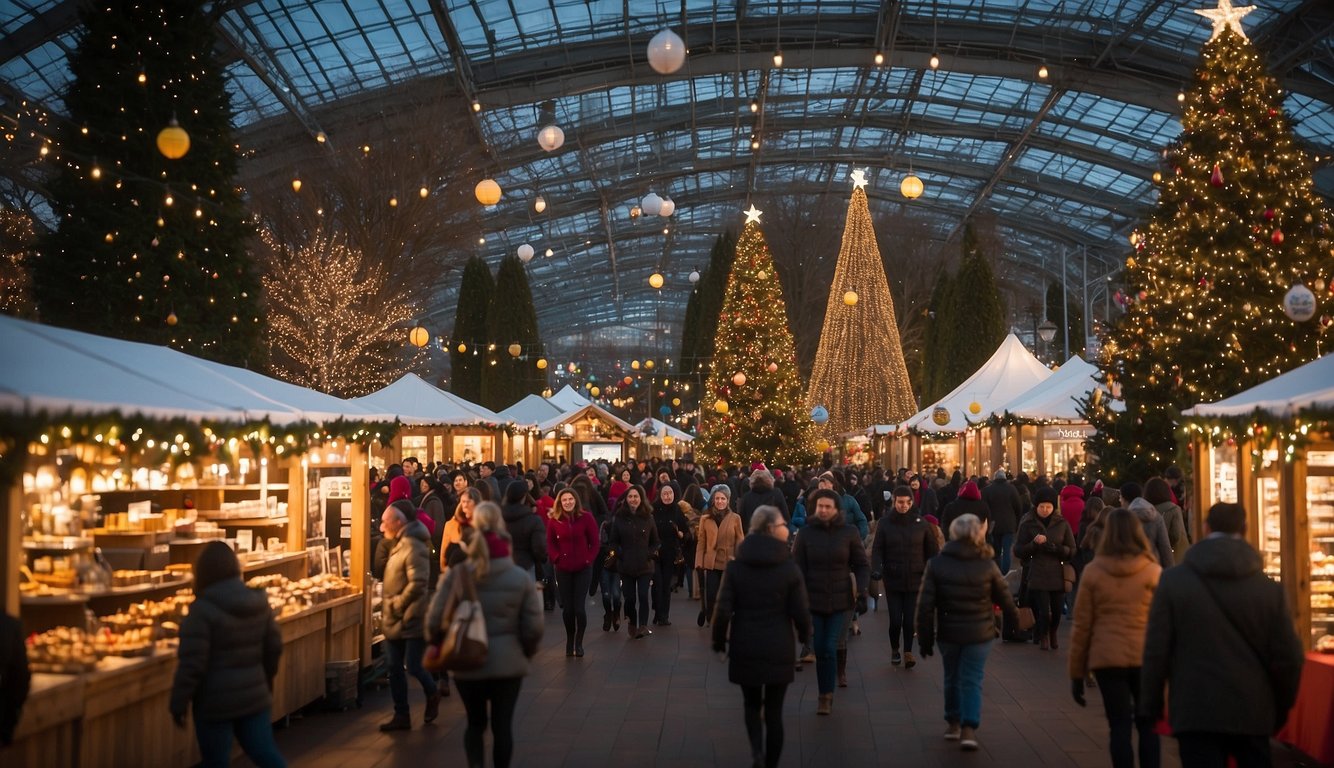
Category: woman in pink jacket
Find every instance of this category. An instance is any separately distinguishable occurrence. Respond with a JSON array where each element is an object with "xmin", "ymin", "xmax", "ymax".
[{"xmin": 546, "ymin": 488, "xmax": 600, "ymax": 657}]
